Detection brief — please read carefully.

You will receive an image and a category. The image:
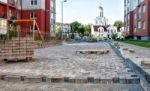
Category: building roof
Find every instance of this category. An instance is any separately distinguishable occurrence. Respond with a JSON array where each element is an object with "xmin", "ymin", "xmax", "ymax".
[
  {"xmin": 98, "ymin": 6, "xmax": 103, "ymax": 10},
  {"xmin": 93, "ymin": 25, "xmax": 108, "ymax": 32},
  {"xmin": 93, "ymin": 25, "xmax": 100, "ymax": 32}
]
